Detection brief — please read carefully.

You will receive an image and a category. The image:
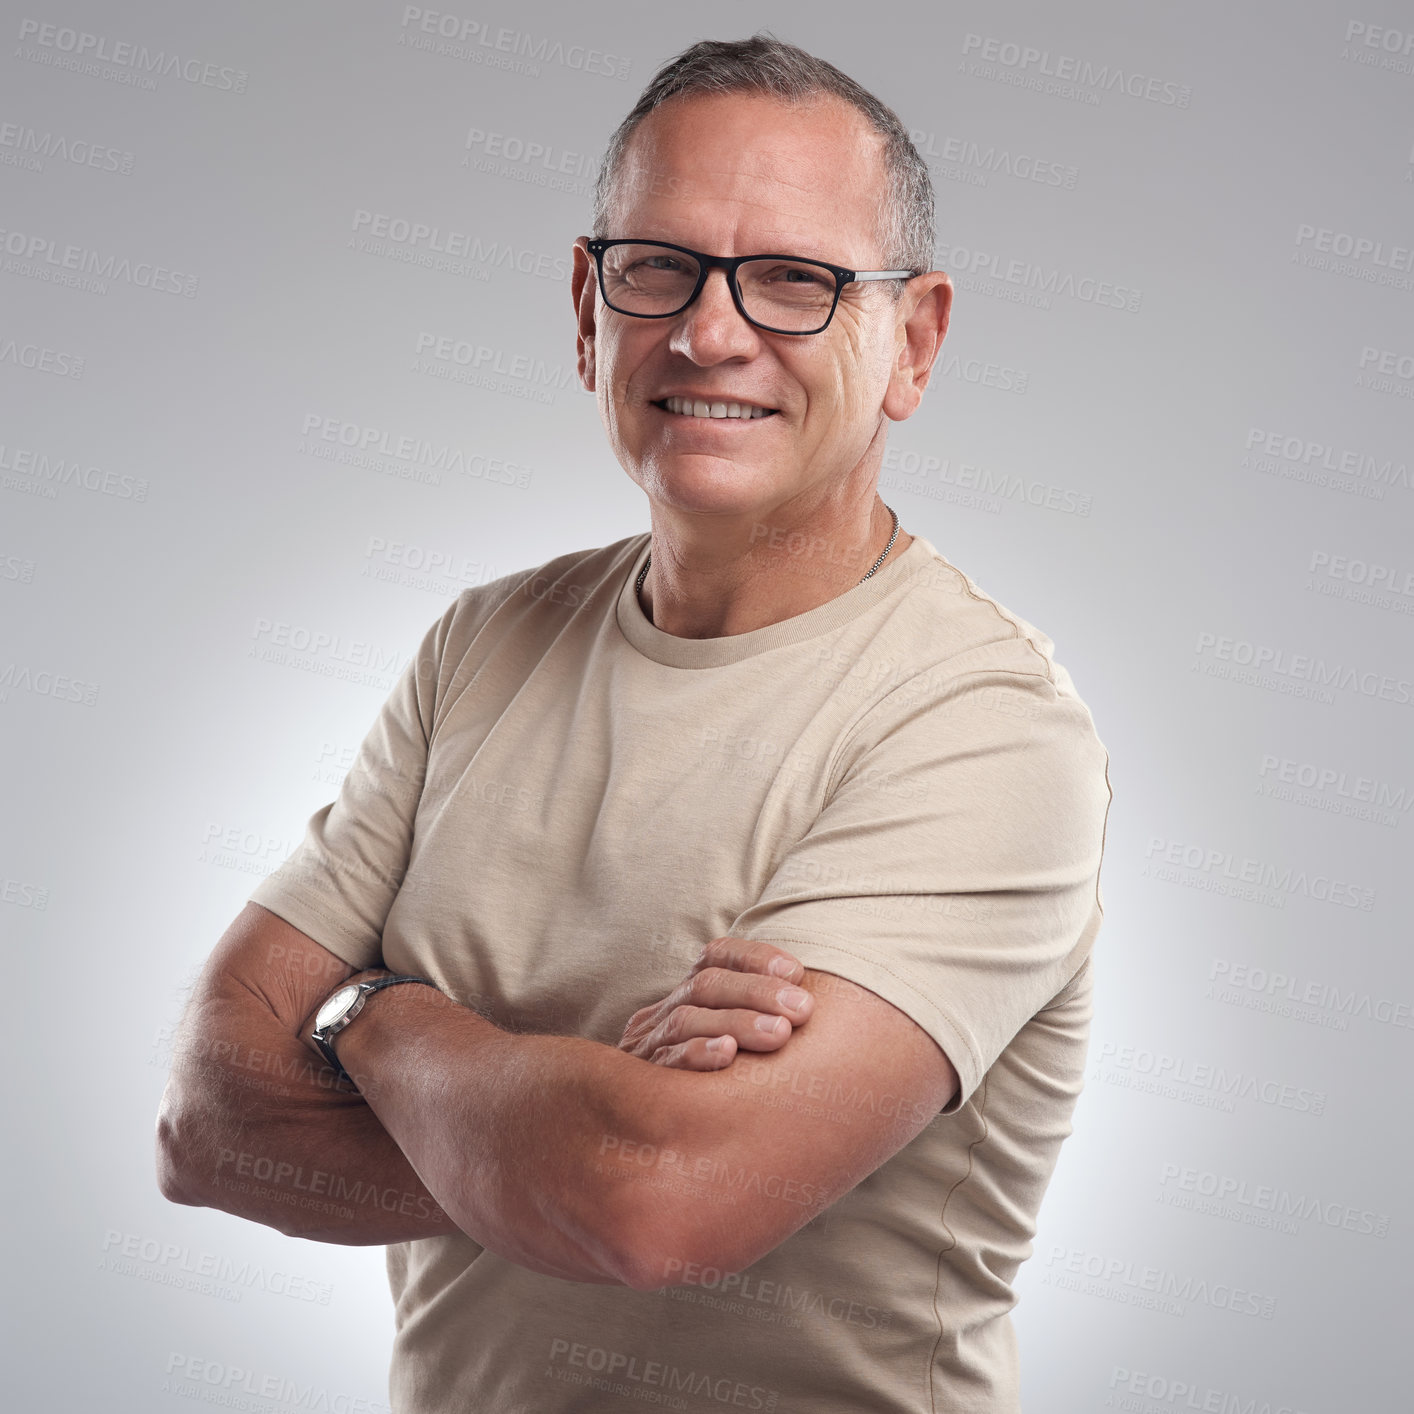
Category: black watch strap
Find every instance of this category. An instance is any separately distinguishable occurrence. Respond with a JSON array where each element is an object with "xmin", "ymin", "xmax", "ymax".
[{"xmin": 312, "ymin": 974, "xmax": 436, "ymax": 1090}]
